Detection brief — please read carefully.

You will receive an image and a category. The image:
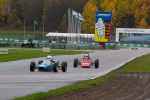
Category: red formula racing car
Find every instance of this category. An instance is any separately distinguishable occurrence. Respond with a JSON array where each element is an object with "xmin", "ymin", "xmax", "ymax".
[
  {"xmin": 131, "ymin": 47, "xmax": 138, "ymax": 50},
  {"xmin": 73, "ymin": 53, "xmax": 99, "ymax": 68}
]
